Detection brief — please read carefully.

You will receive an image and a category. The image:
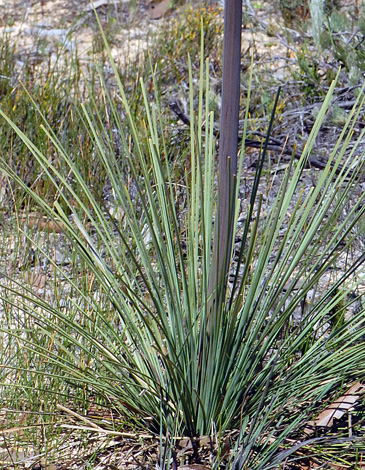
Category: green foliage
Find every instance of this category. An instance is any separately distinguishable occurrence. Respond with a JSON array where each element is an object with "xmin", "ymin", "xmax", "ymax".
[
  {"xmin": 309, "ymin": 0, "xmax": 324, "ymax": 47},
  {"xmin": 326, "ymin": 104, "xmax": 348, "ymax": 126},
  {"xmin": 161, "ymin": 4, "xmax": 223, "ymax": 63},
  {"xmin": 293, "ymin": 46, "xmax": 322, "ymax": 100},
  {"xmin": 313, "ymin": 5, "xmax": 364, "ymax": 83},
  {"xmin": 273, "ymin": 1, "xmax": 365, "ymax": 99},
  {"xmin": 278, "ymin": 0, "xmax": 309, "ymax": 27},
  {"xmin": 329, "ymin": 10, "xmax": 351, "ymax": 32},
  {"xmin": 0, "ymin": 38, "xmax": 109, "ymax": 209}
]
